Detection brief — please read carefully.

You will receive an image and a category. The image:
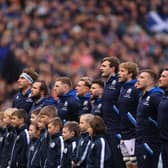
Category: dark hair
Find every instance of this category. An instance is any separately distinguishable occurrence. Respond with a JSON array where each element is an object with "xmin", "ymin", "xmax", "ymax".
[
  {"xmin": 35, "ymin": 80, "xmax": 49, "ymax": 96},
  {"xmin": 140, "ymin": 69, "xmax": 158, "ymax": 83},
  {"xmin": 89, "ymin": 115, "xmax": 106, "ymax": 135},
  {"xmin": 101, "ymin": 56, "xmax": 120, "ymax": 73},
  {"xmin": 31, "ymin": 108, "xmax": 41, "ymax": 115},
  {"xmin": 29, "ymin": 123, "xmax": 40, "ymax": 131},
  {"xmin": 56, "ymin": 77, "xmax": 72, "ymax": 88},
  {"xmin": 91, "ymin": 79, "xmax": 104, "ymax": 88},
  {"xmin": 48, "ymin": 117, "xmax": 63, "ymax": 130},
  {"xmin": 63, "ymin": 121, "xmax": 80, "ymax": 138},
  {"xmin": 12, "ymin": 109, "xmax": 27, "ymax": 122}
]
